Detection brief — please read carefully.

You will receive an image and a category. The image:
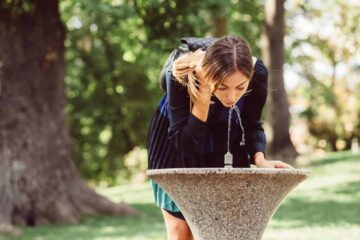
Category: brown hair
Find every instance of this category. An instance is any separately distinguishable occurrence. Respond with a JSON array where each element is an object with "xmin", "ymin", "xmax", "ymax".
[{"xmin": 172, "ymin": 35, "xmax": 254, "ymax": 106}]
